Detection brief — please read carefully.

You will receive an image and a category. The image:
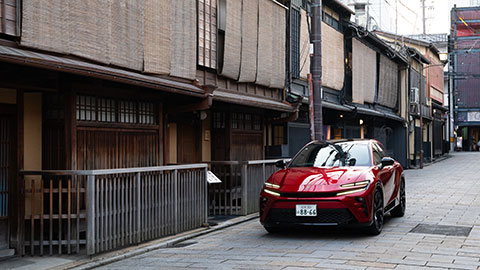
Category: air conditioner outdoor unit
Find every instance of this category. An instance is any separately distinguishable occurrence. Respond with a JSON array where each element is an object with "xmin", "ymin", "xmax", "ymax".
[{"xmin": 410, "ymin": 87, "xmax": 419, "ymax": 104}]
